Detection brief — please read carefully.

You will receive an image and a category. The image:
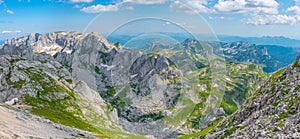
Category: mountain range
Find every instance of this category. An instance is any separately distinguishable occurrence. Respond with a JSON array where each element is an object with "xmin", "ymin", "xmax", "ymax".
[
  {"xmin": 218, "ymin": 35, "xmax": 300, "ymax": 48},
  {"xmin": 0, "ymin": 31, "xmax": 299, "ymax": 139},
  {"xmin": 108, "ymin": 33, "xmax": 300, "ymax": 48}
]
